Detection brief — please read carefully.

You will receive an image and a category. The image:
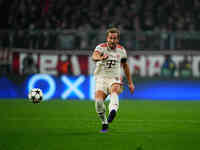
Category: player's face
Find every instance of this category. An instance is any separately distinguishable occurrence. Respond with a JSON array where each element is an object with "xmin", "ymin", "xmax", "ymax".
[{"xmin": 107, "ymin": 32, "xmax": 119, "ymax": 49}]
